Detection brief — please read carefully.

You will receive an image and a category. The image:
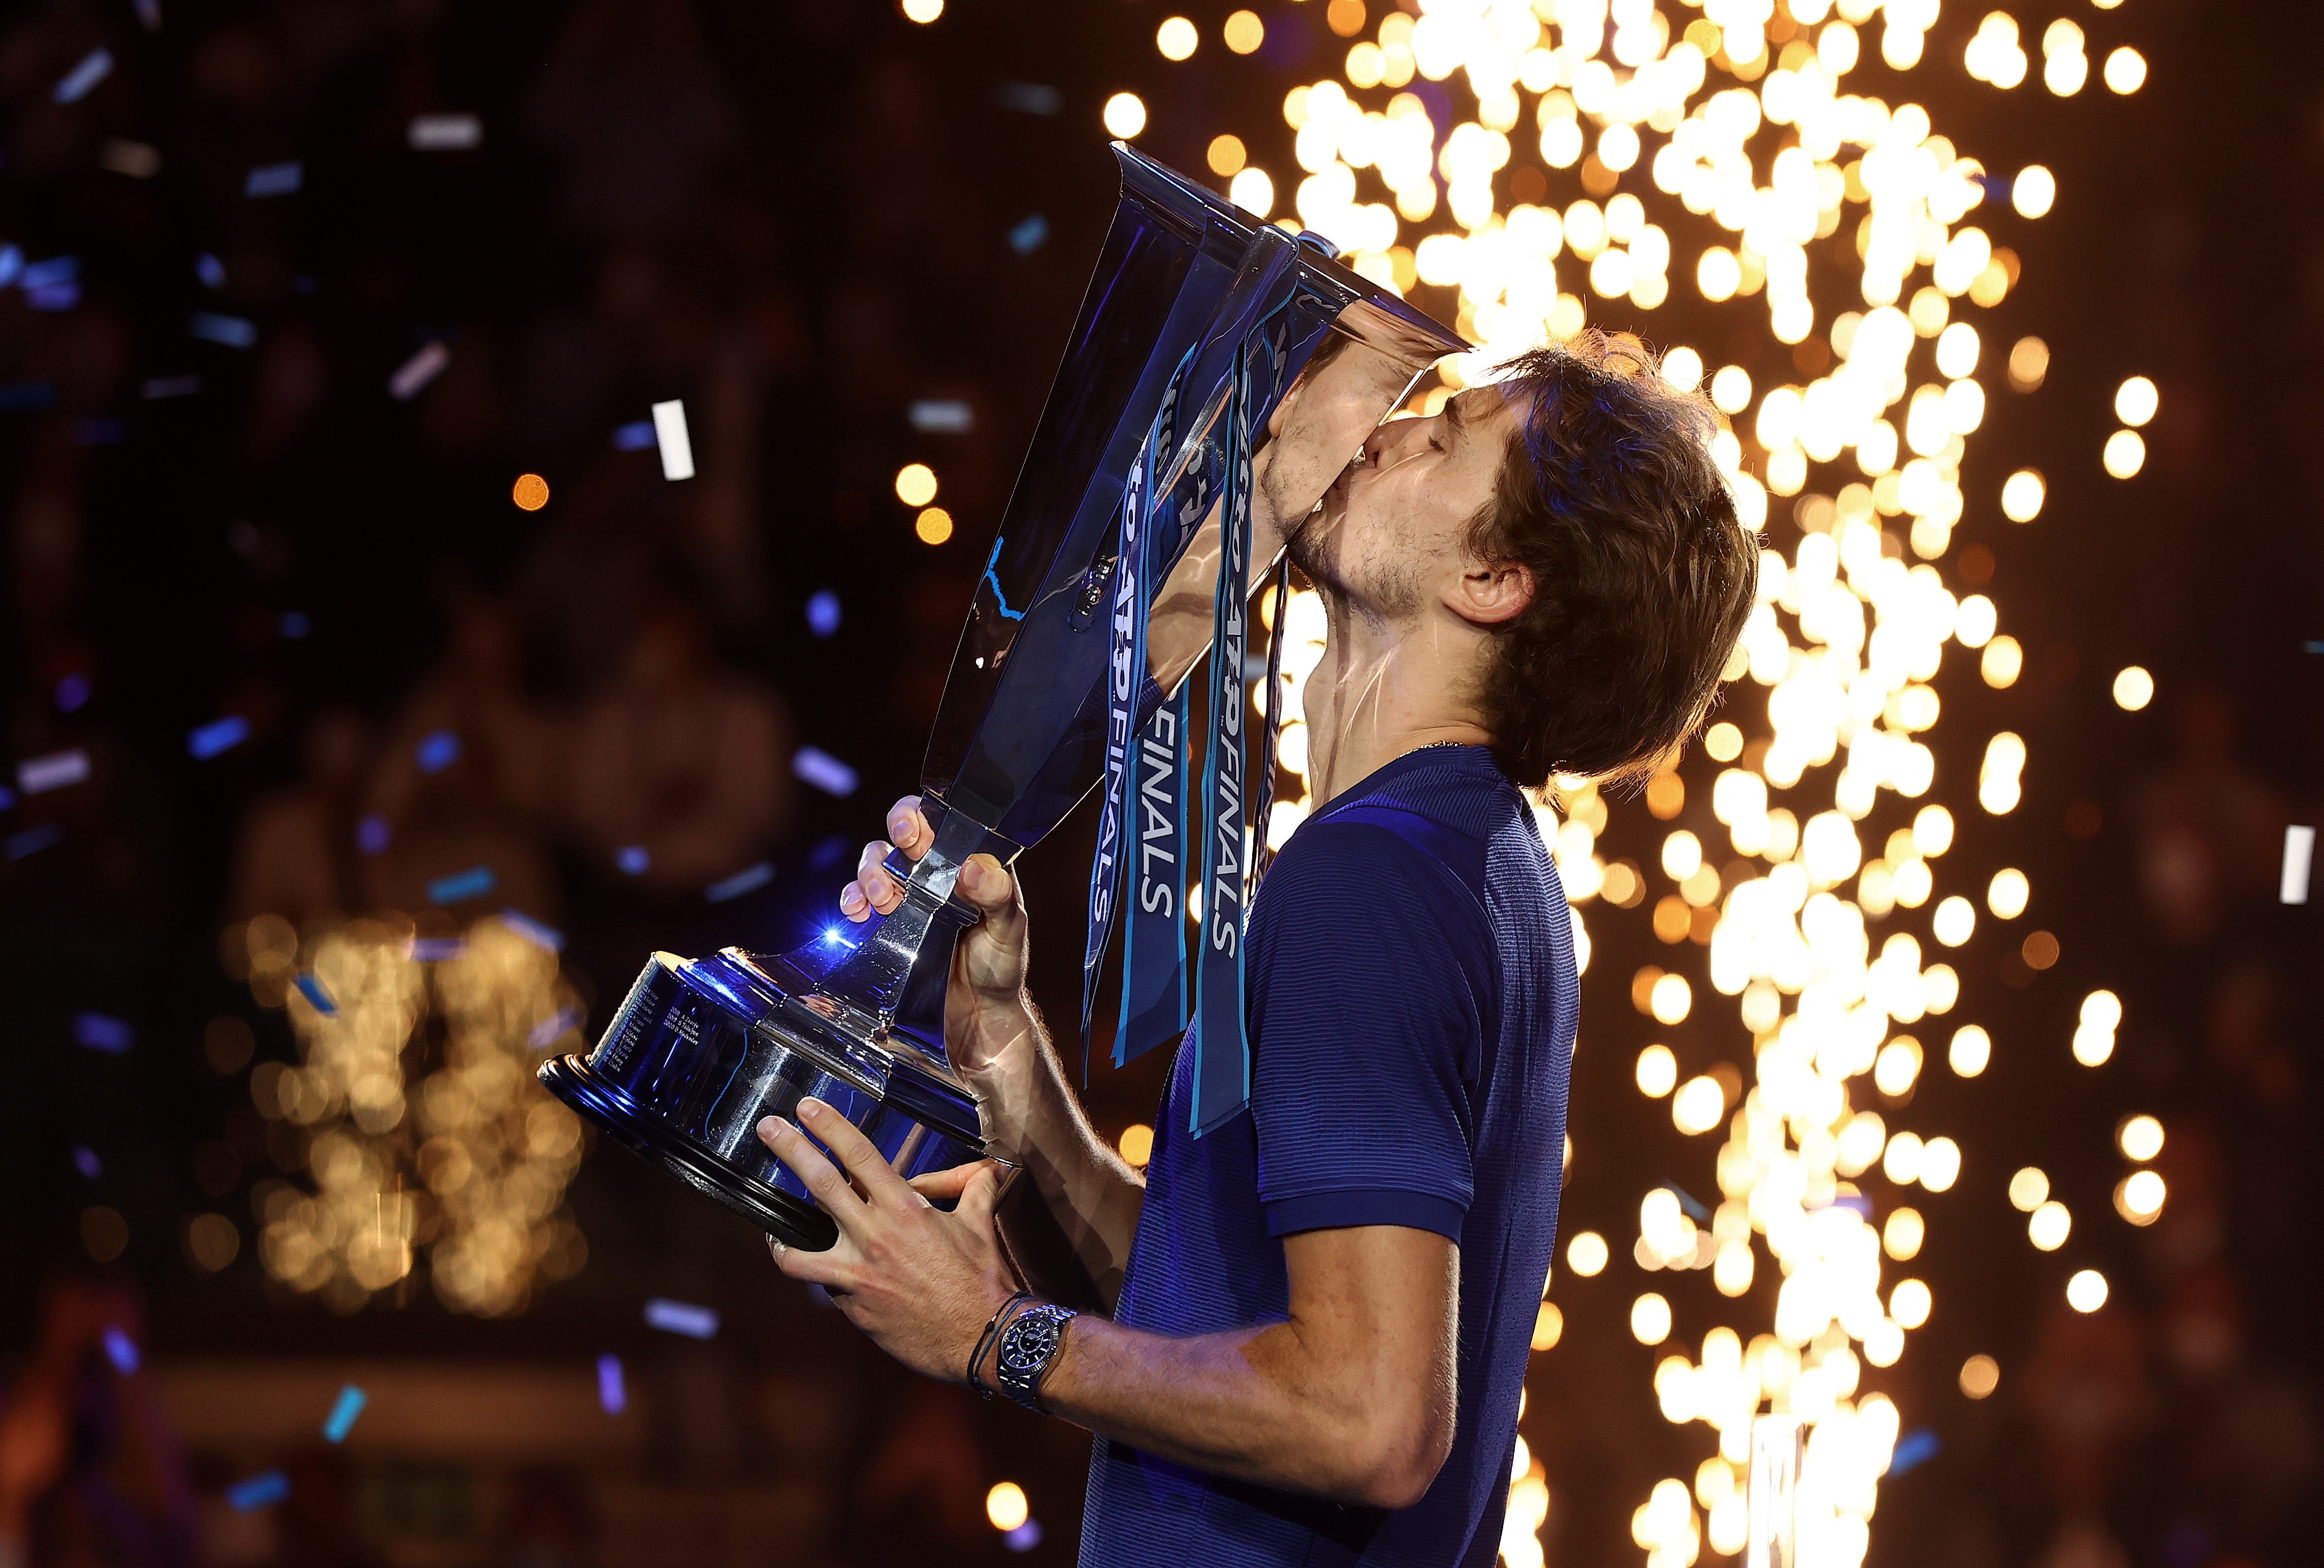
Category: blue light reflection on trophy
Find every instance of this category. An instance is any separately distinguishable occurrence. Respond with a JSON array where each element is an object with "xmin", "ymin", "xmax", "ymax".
[{"xmin": 538, "ymin": 146, "xmax": 1468, "ymax": 1249}]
